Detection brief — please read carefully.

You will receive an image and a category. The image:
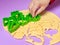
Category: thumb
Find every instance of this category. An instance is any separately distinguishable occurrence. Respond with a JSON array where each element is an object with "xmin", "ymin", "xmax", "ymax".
[{"xmin": 36, "ymin": 6, "xmax": 47, "ymax": 15}]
